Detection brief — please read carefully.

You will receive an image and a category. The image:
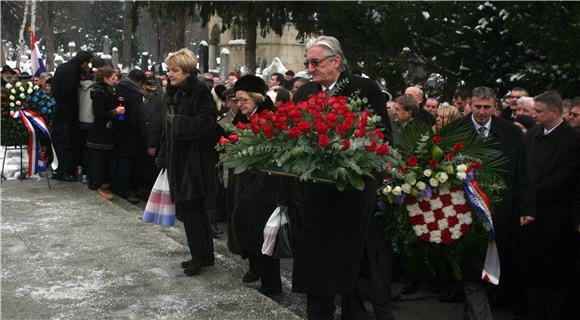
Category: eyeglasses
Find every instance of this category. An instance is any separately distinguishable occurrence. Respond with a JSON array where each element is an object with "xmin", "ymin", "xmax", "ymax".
[
  {"xmin": 570, "ymin": 112, "xmax": 580, "ymax": 118},
  {"xmin": 232, "ymin": 97, "xmax": 251, "ymax": 104},
  {"xmin": 304, "ymin": 55, "xmax": 336, "ymax": 68}
]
